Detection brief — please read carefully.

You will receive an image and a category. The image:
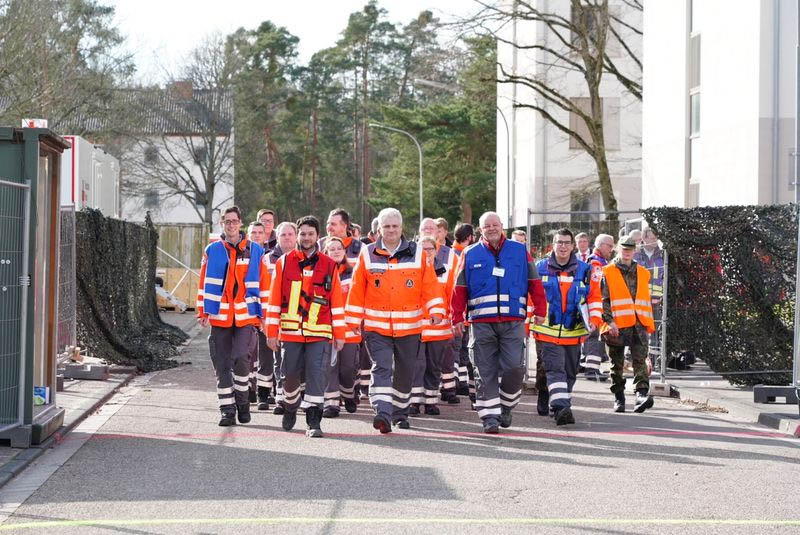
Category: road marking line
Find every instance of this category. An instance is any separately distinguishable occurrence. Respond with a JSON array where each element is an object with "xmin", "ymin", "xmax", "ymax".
[{"xmin": 2, "ymin": 516, "xmax": 800, "ymax": 530}]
